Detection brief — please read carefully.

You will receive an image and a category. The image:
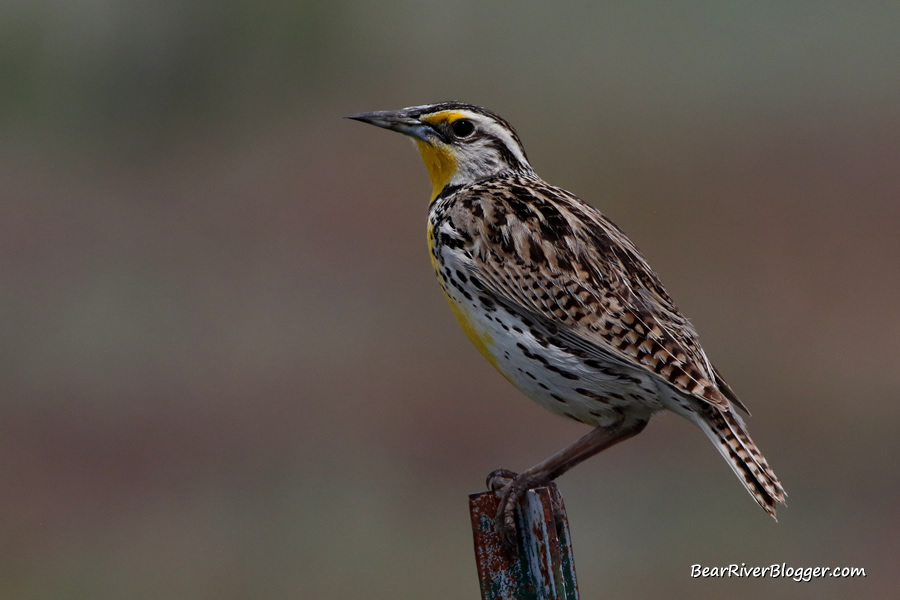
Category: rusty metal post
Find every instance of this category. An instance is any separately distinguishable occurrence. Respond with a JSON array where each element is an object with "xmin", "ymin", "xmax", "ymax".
[{"xmin": 469, "ymin": 484, "xmax": 579, "ymax": 600}]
